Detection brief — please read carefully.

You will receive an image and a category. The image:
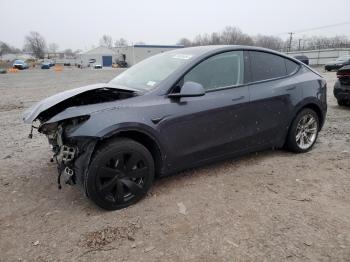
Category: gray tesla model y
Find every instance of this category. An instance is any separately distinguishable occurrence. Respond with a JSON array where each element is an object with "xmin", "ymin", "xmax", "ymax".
[{"xmin": 23, "ymin": 46, "xmax": 327, "ymax": 210}]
